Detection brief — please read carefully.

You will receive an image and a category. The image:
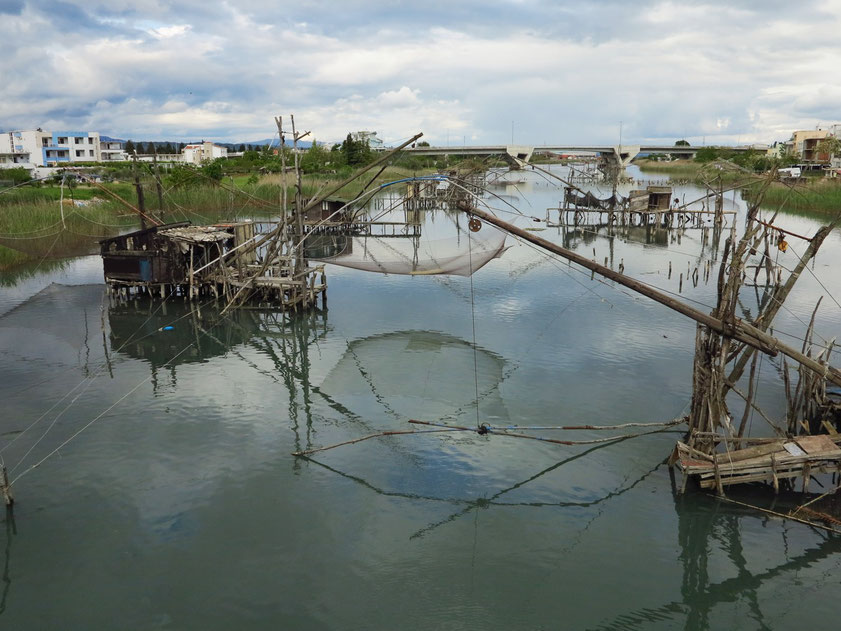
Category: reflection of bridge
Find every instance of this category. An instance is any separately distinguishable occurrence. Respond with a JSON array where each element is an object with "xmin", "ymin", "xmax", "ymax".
[{"xmin": 402, "ymin": 143, "xmax": 756, "ymax": 167}]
